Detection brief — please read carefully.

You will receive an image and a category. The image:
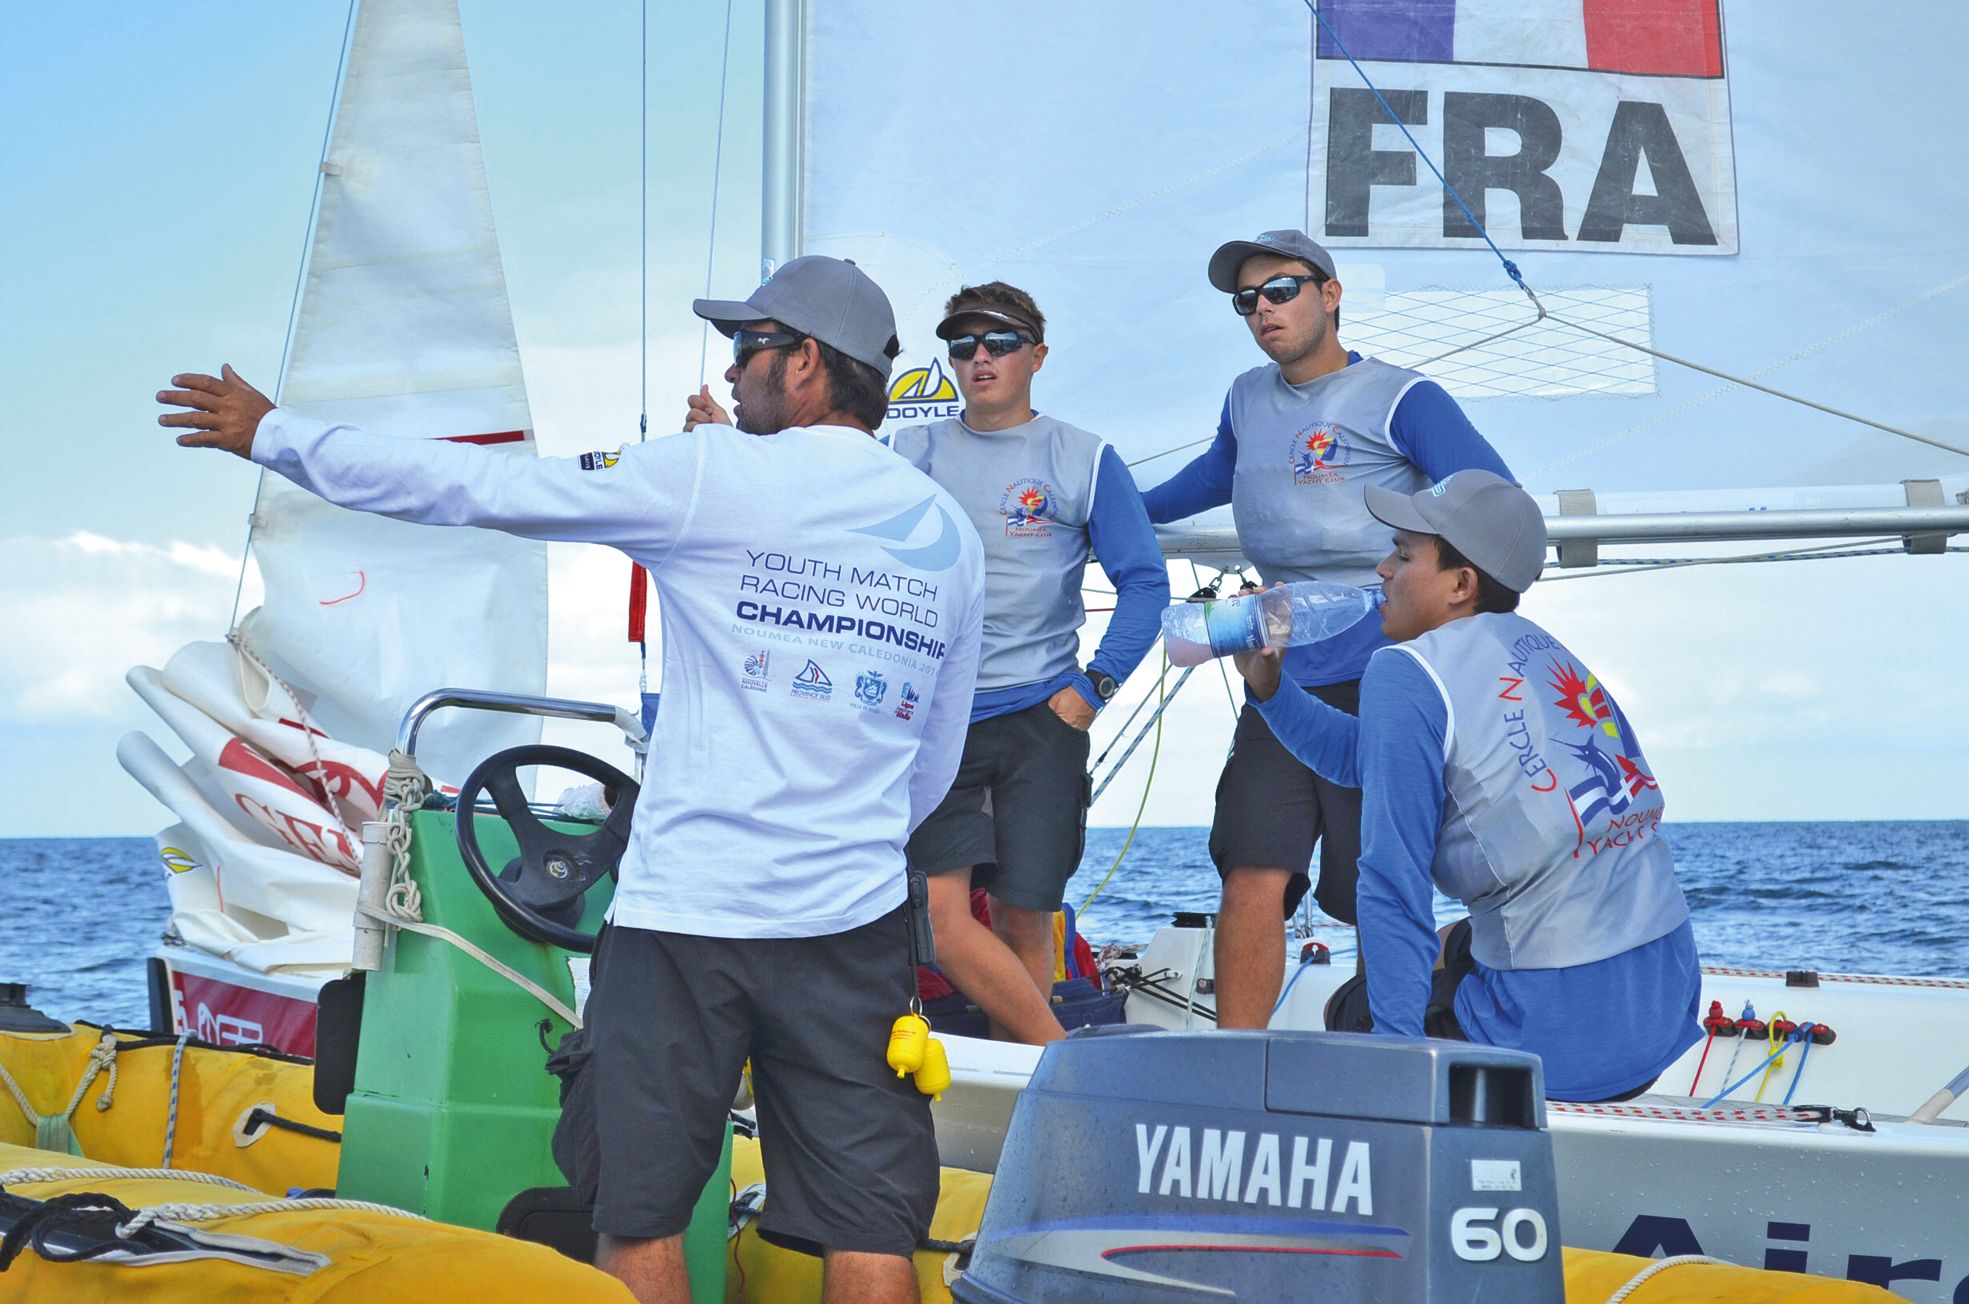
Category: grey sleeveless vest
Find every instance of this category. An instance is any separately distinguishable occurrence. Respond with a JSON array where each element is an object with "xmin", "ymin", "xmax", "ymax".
[
  {"xmin": 1393, "ymin": 613, "xmax": 1689, "ymax": 970},
  {"xmin": 888, "ymin": 415, "xmax": 1103, "ymax": 690},
  {"xmin": 1228, "ymin": 357, "xmax": 1432, "ymax": 588}
]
